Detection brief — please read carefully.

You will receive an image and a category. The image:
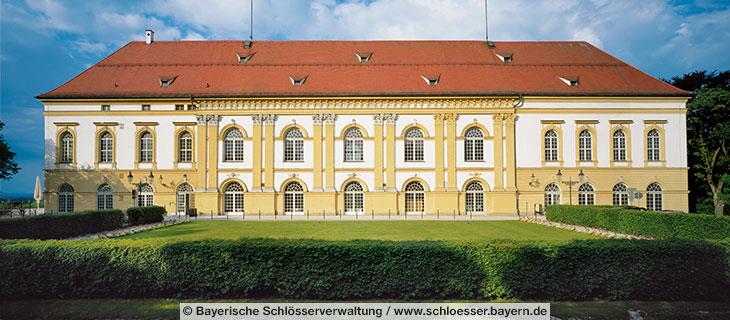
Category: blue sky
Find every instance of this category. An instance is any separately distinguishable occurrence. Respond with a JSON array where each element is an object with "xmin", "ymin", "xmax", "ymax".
[{"xmin": 1, "ymin": 0, "xmax": 729, "ymax": 197}]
